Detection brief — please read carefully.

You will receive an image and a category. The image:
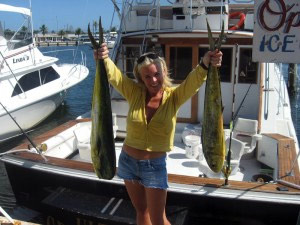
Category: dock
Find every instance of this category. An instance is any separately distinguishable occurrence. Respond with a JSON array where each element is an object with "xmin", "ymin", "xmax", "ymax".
[{"xmin": 36, "ymin": 41, "xmax": 78, "ymax": 47}]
